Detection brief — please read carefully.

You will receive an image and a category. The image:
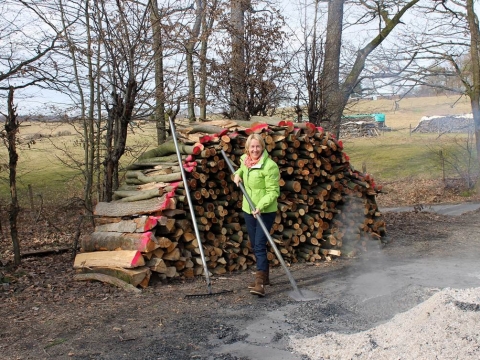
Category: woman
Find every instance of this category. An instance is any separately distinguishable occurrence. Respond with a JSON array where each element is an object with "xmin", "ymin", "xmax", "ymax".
[{"xmin": 234, "ymin": 133, "xmax": 280, "ymax": 297}]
